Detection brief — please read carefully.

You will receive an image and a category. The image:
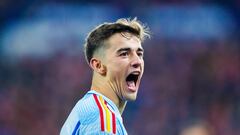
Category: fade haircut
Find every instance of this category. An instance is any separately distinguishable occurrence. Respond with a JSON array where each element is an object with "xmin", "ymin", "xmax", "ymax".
[{"xmin": 84, "ymin": 18, "xmax": 150, "ymax": 64}]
